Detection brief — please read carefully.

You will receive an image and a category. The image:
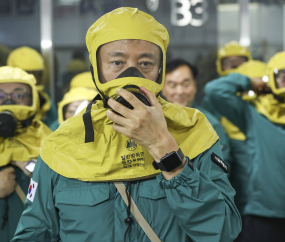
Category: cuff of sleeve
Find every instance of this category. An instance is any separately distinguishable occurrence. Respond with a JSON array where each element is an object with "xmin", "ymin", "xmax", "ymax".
[{"xmin": 156, "ymin": 157, "xmax": 196, "ymax": 189}]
